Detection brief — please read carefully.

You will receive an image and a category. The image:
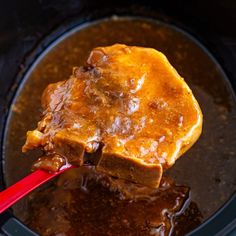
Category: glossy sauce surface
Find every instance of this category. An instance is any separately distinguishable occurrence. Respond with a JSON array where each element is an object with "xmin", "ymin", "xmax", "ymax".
[
  {"xmin": 3, "ymin": 17, "xmax": 236, "ymax": 235},
  {"xmin": 23, "ymin": 44, "xmax": 202, "ymax": 187},
  {"xmin": 27, "ymin": 167, "xmax": 201, "ymax": 236}
]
